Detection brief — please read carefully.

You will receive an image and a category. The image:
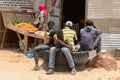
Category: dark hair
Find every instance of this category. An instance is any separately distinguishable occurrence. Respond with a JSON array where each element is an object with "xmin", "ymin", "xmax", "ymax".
[
  {"xmin": 85, "ymin": 20, "xmax": 94, "ymax": 26},
  {"xmin": 48, "ymin": 21, "xmax": 55, "ymax": 29}
]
